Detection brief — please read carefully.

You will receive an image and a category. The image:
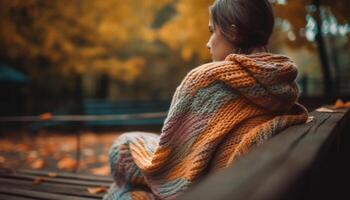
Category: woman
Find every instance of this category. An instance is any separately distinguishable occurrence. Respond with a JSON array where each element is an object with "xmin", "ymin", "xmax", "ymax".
[{"xmin": 104, "ymin": 0, "xmax": 308, "ymax": 199}]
